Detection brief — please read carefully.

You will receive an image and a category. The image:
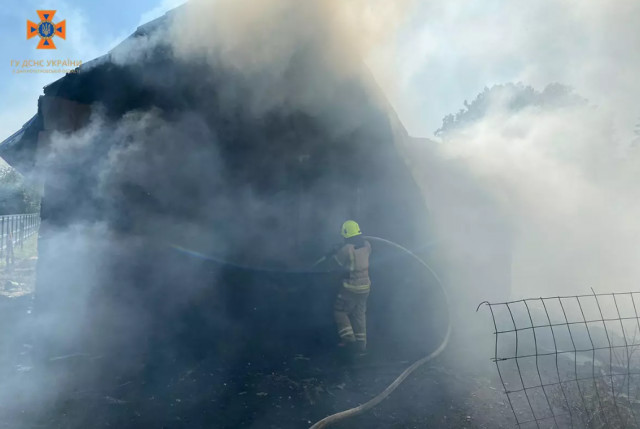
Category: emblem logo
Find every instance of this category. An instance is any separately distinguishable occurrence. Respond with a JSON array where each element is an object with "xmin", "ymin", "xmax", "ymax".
[{"xmin": 27, "ymin": 10, "xmax": 66, "ymax": 49}]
